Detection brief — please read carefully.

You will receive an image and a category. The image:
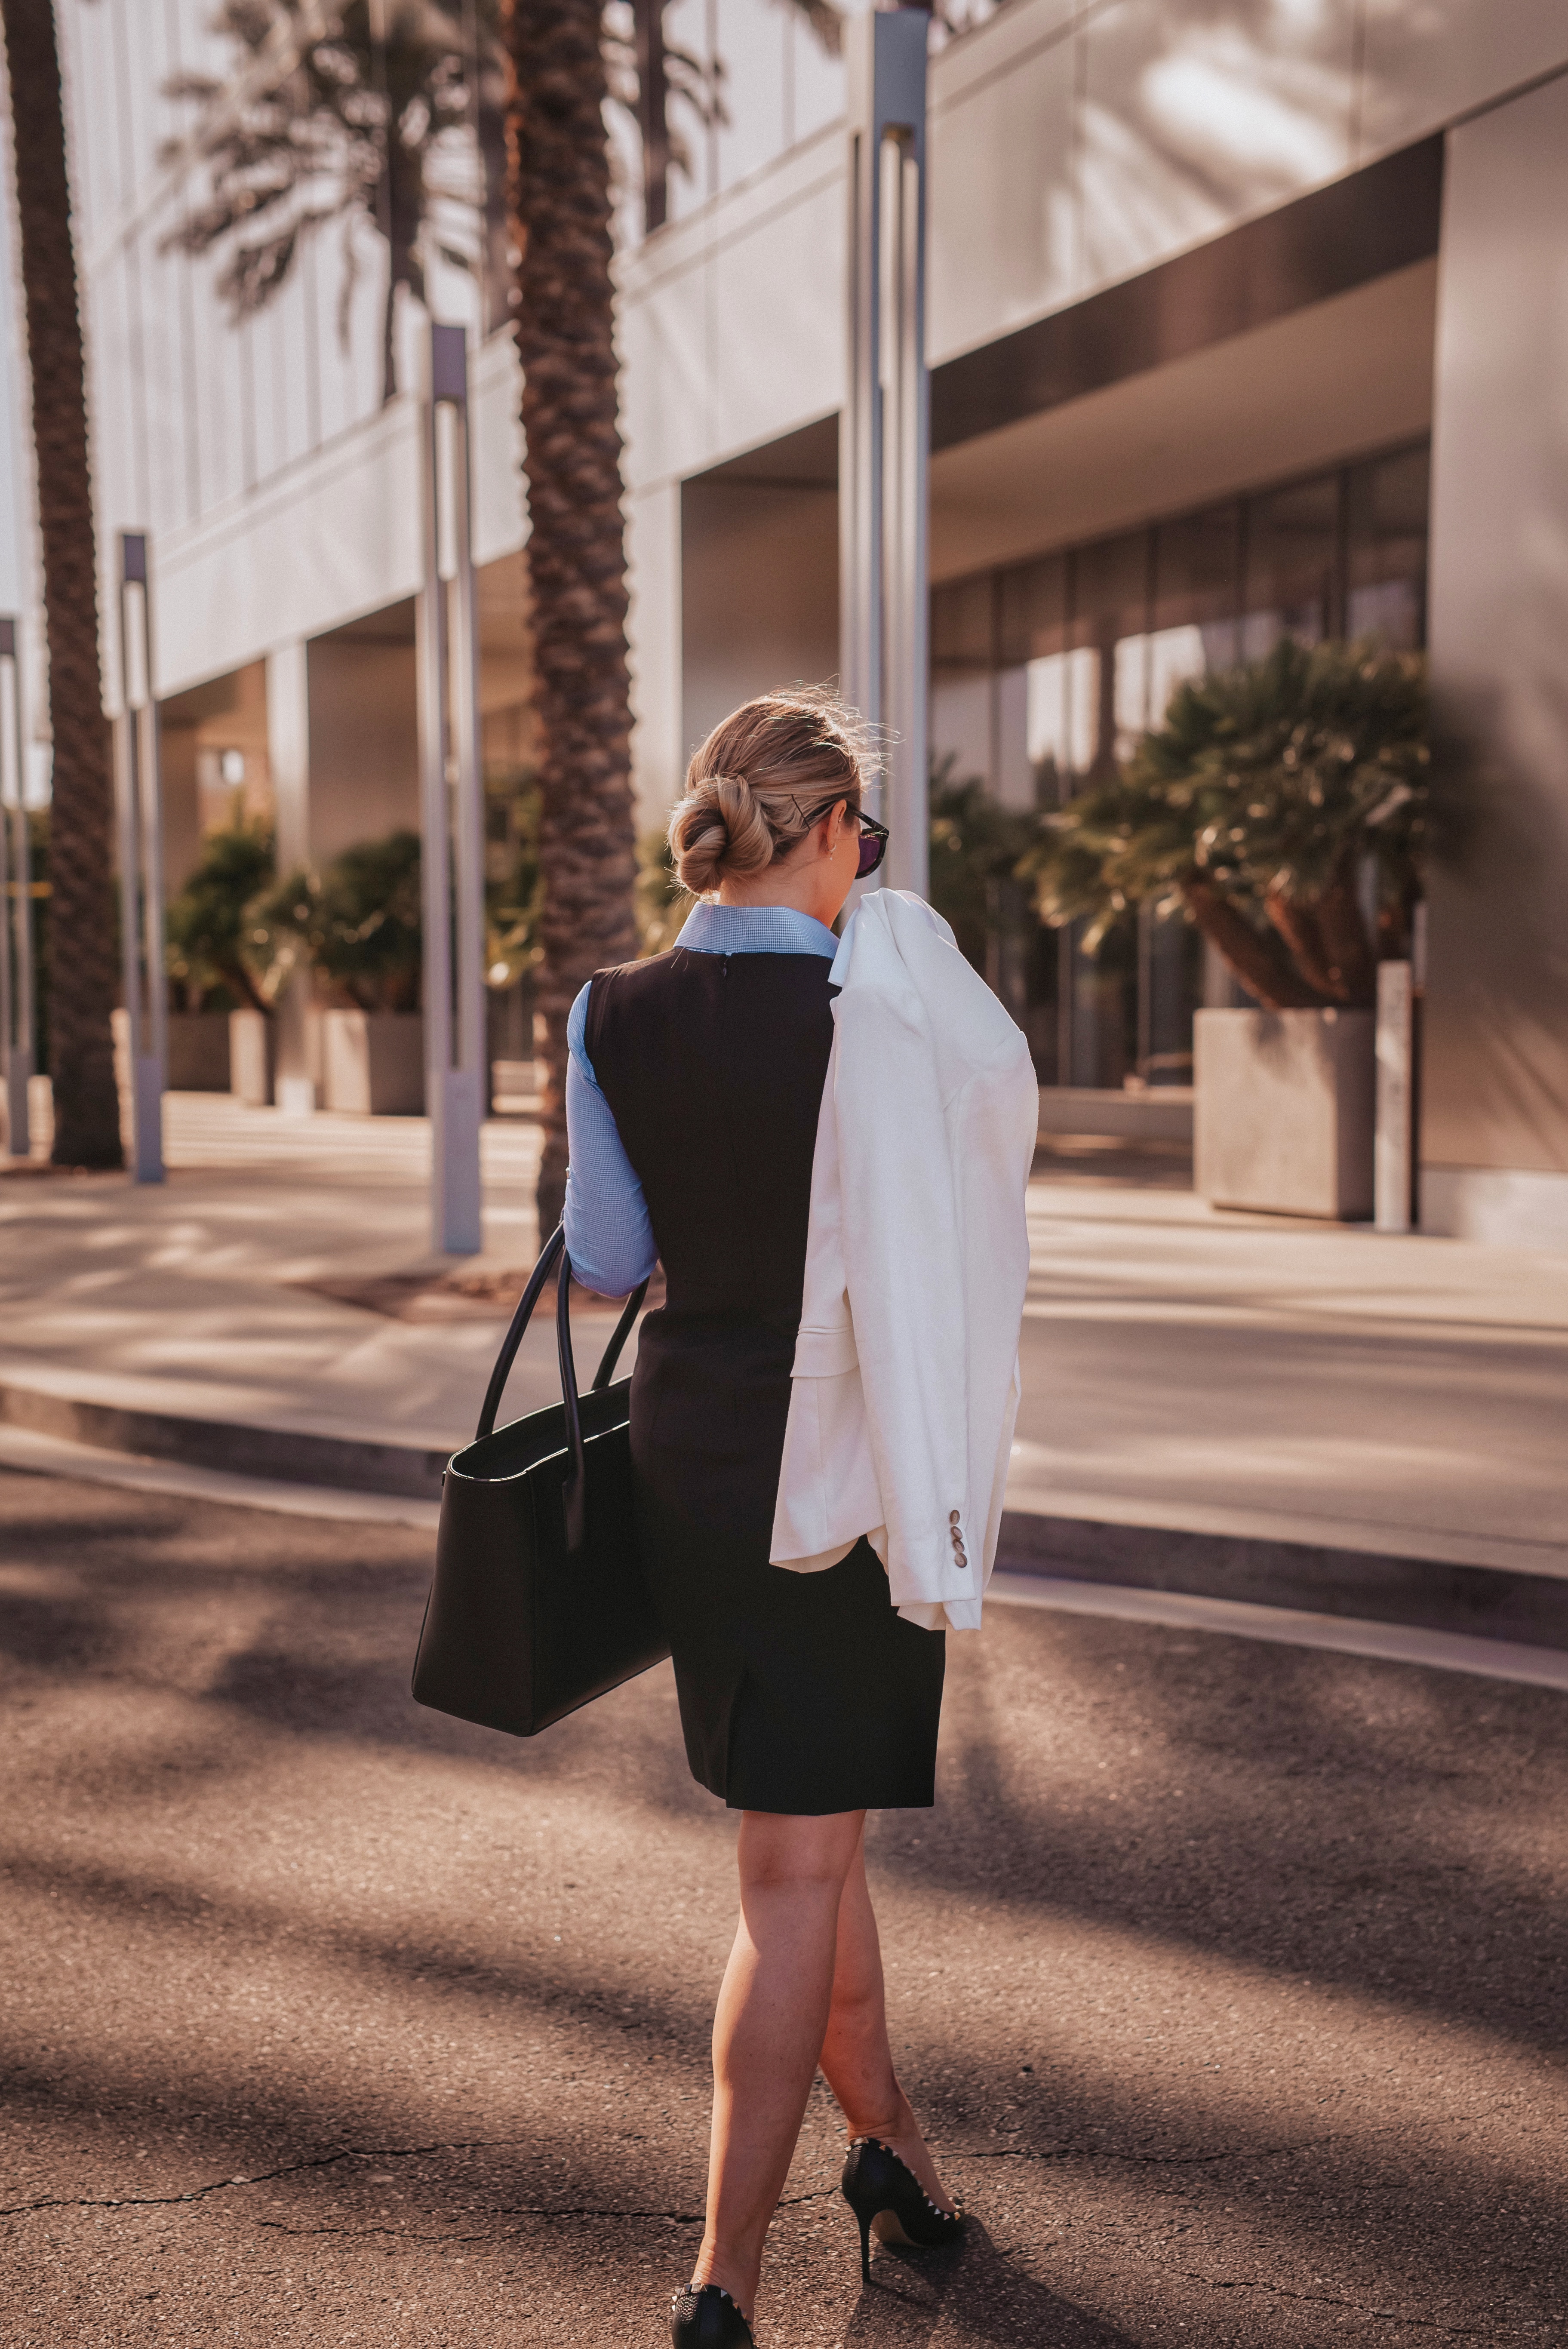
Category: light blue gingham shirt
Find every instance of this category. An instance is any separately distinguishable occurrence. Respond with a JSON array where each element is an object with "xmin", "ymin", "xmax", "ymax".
[{"xmin": 560, "ymin": 900, "xmax": 839, "ymax": 1295}]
